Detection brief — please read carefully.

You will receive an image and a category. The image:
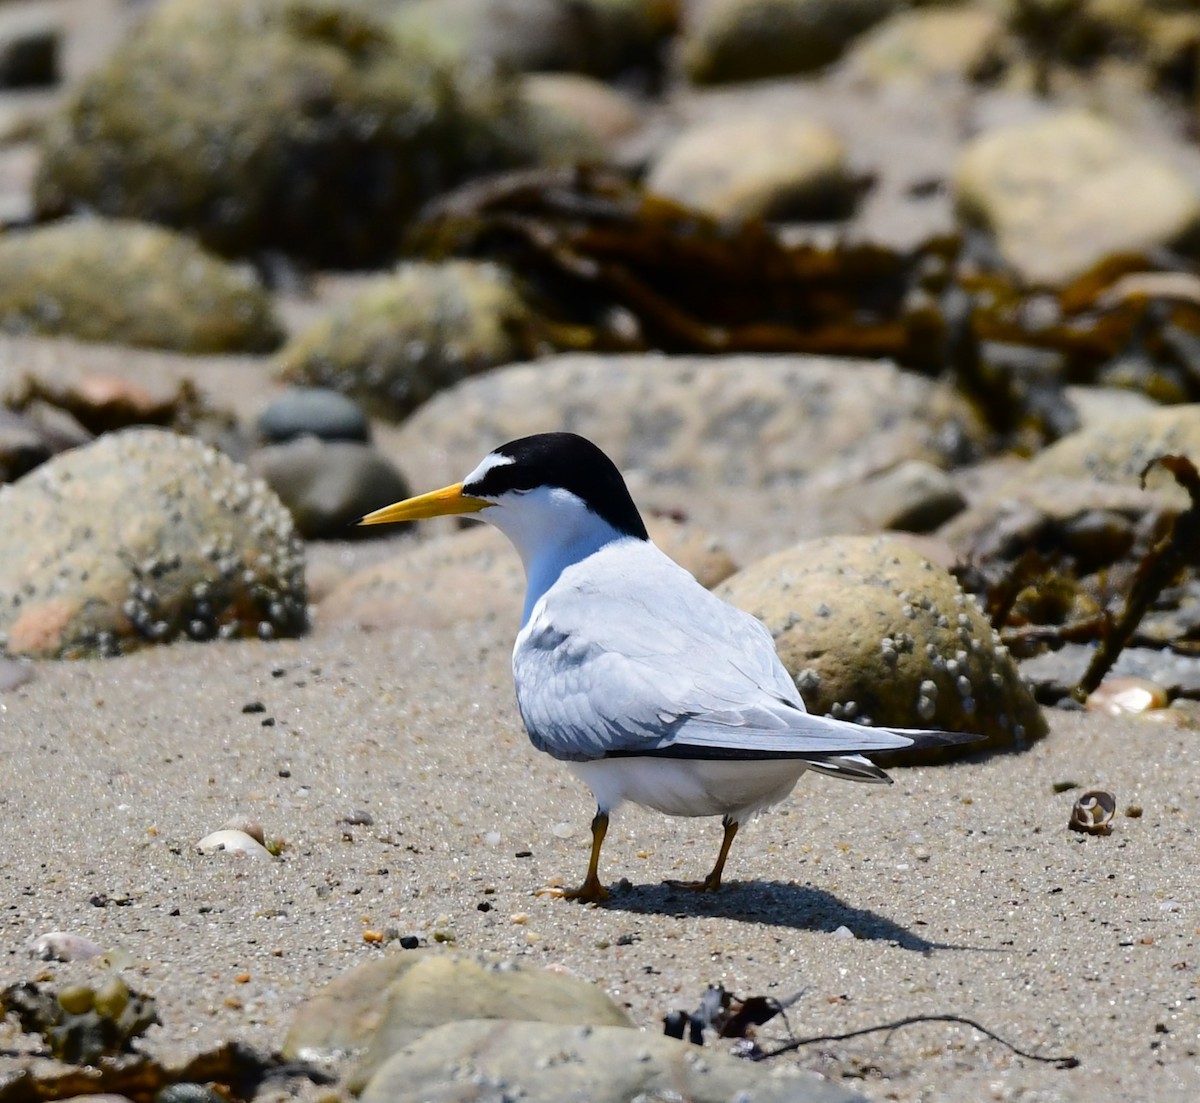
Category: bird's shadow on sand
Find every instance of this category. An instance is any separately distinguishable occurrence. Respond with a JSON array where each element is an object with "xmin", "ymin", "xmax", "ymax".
[{"xmin": 598, "ymin": 880, "xmax": 988, "ymax": 954}]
